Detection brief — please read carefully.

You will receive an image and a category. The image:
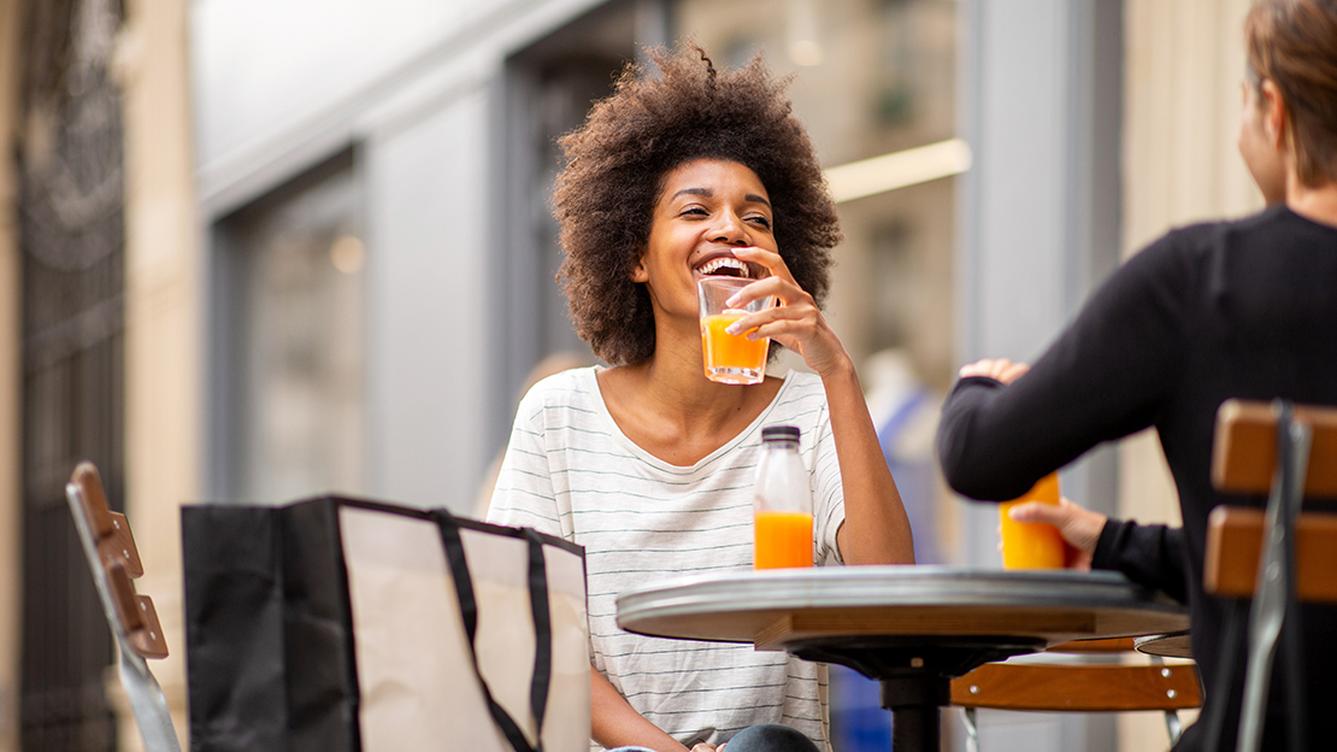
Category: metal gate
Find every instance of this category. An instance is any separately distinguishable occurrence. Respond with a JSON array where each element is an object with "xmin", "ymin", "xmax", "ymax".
[{"xmin": 18, "ymin": 0, "xmax": 125, "ymax": 748}]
